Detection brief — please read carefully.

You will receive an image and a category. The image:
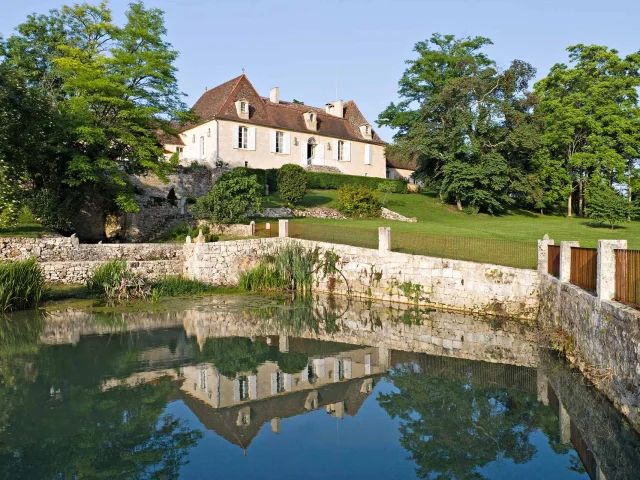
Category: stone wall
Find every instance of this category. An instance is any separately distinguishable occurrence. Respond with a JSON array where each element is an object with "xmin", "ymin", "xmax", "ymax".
[
  {"xmin": 1, "ymin": 236, "xmax": 183, "ymax": 262},
  {"xmin": 305, "ymin": 239, "xmax": 539, "ymax": 319},
  {"xmin": 197, "ymin": 221, "xmax": 254, "ymax": 237},
  {"xmin": 130, "ymin": 165, "xmax": 216, "ymax": 199},
  {"xmin": 41, "ymin": 260, "xmax": 182, "ymax": 284},
  {"xmin": 1, "ymin": 236, "xmax": 184, "ymax": 284},
  {"xmin": 183, "ymin": 238, "xmax": 283, "ymax": 286},
  {"xmin": 182, "ymin": 237, "xmax": 540, "ymax": 320},
  {"xmin": 538, "ymin": 272, "xmax": 640, "ymax": 429}
]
